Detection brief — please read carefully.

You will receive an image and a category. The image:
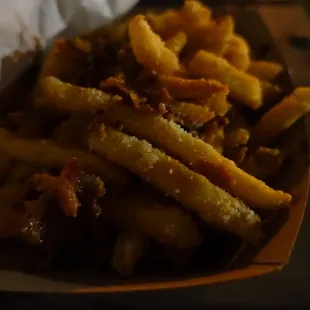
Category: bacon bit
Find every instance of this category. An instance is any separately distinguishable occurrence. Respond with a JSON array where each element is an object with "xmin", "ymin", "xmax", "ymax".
[
  {"xmin": 100, "ymin": 76, "xmax": 140, "ymax": 109},
  {"xmin": 195, "ymin": 157, "xmax": 236, "ymax": 193},
  {"xmin": 34, "ymin": 159, "xmax": 80, "ymax": 218}
]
